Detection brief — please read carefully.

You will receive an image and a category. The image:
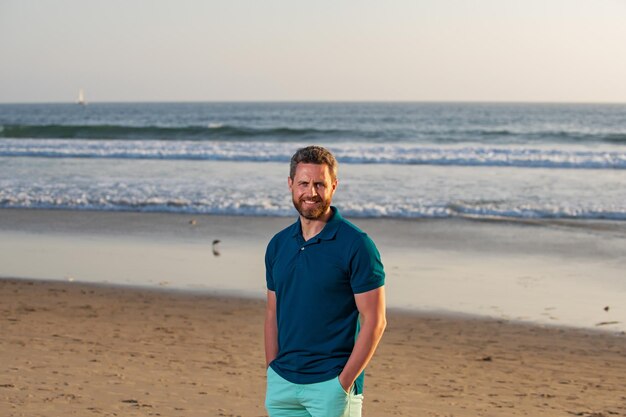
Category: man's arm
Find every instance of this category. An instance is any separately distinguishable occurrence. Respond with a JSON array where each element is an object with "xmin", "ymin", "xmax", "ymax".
[
  {"xmin": 264, "ymin": 290, "xmax": 279, "ymax": 368},
  {"xmin": 338, "ymin": 286, "xmax": 386, "ymax": 392}
]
